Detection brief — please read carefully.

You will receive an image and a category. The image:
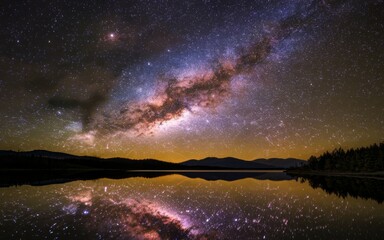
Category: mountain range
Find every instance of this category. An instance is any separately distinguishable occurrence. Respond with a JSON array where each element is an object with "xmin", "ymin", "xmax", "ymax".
[
  {"xmin": 181, "ymin": 157, "xmax": 305, "ymax": 169},
  {"xmin": 0, "ymin": 150, "xmax": 306, "ymax": 170}
]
